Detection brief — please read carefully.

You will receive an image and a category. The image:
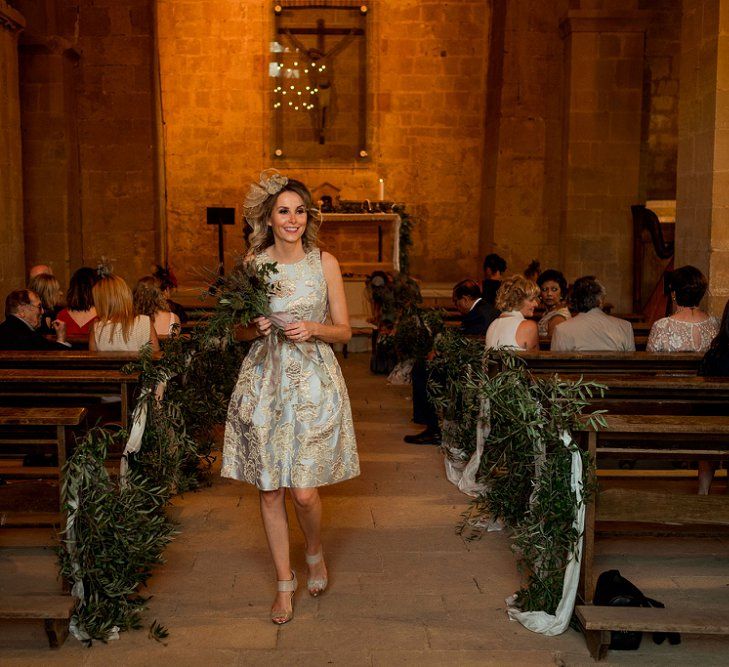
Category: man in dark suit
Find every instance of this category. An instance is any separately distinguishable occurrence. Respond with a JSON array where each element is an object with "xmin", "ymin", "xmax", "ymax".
[
  {"xmin": 0, "ymin": 289, "xmax": 70, "ymax": 350},
  {"xmin": 481, "ymin": 253, "xmax": 507, "ymax": 306},
  {"xmin": 453, "ymin": 279, "xmax": 500, "ymax": 336},
  {"xmin": 404, "ymin": 280, "xmax": 498, "ymax": 445}
]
